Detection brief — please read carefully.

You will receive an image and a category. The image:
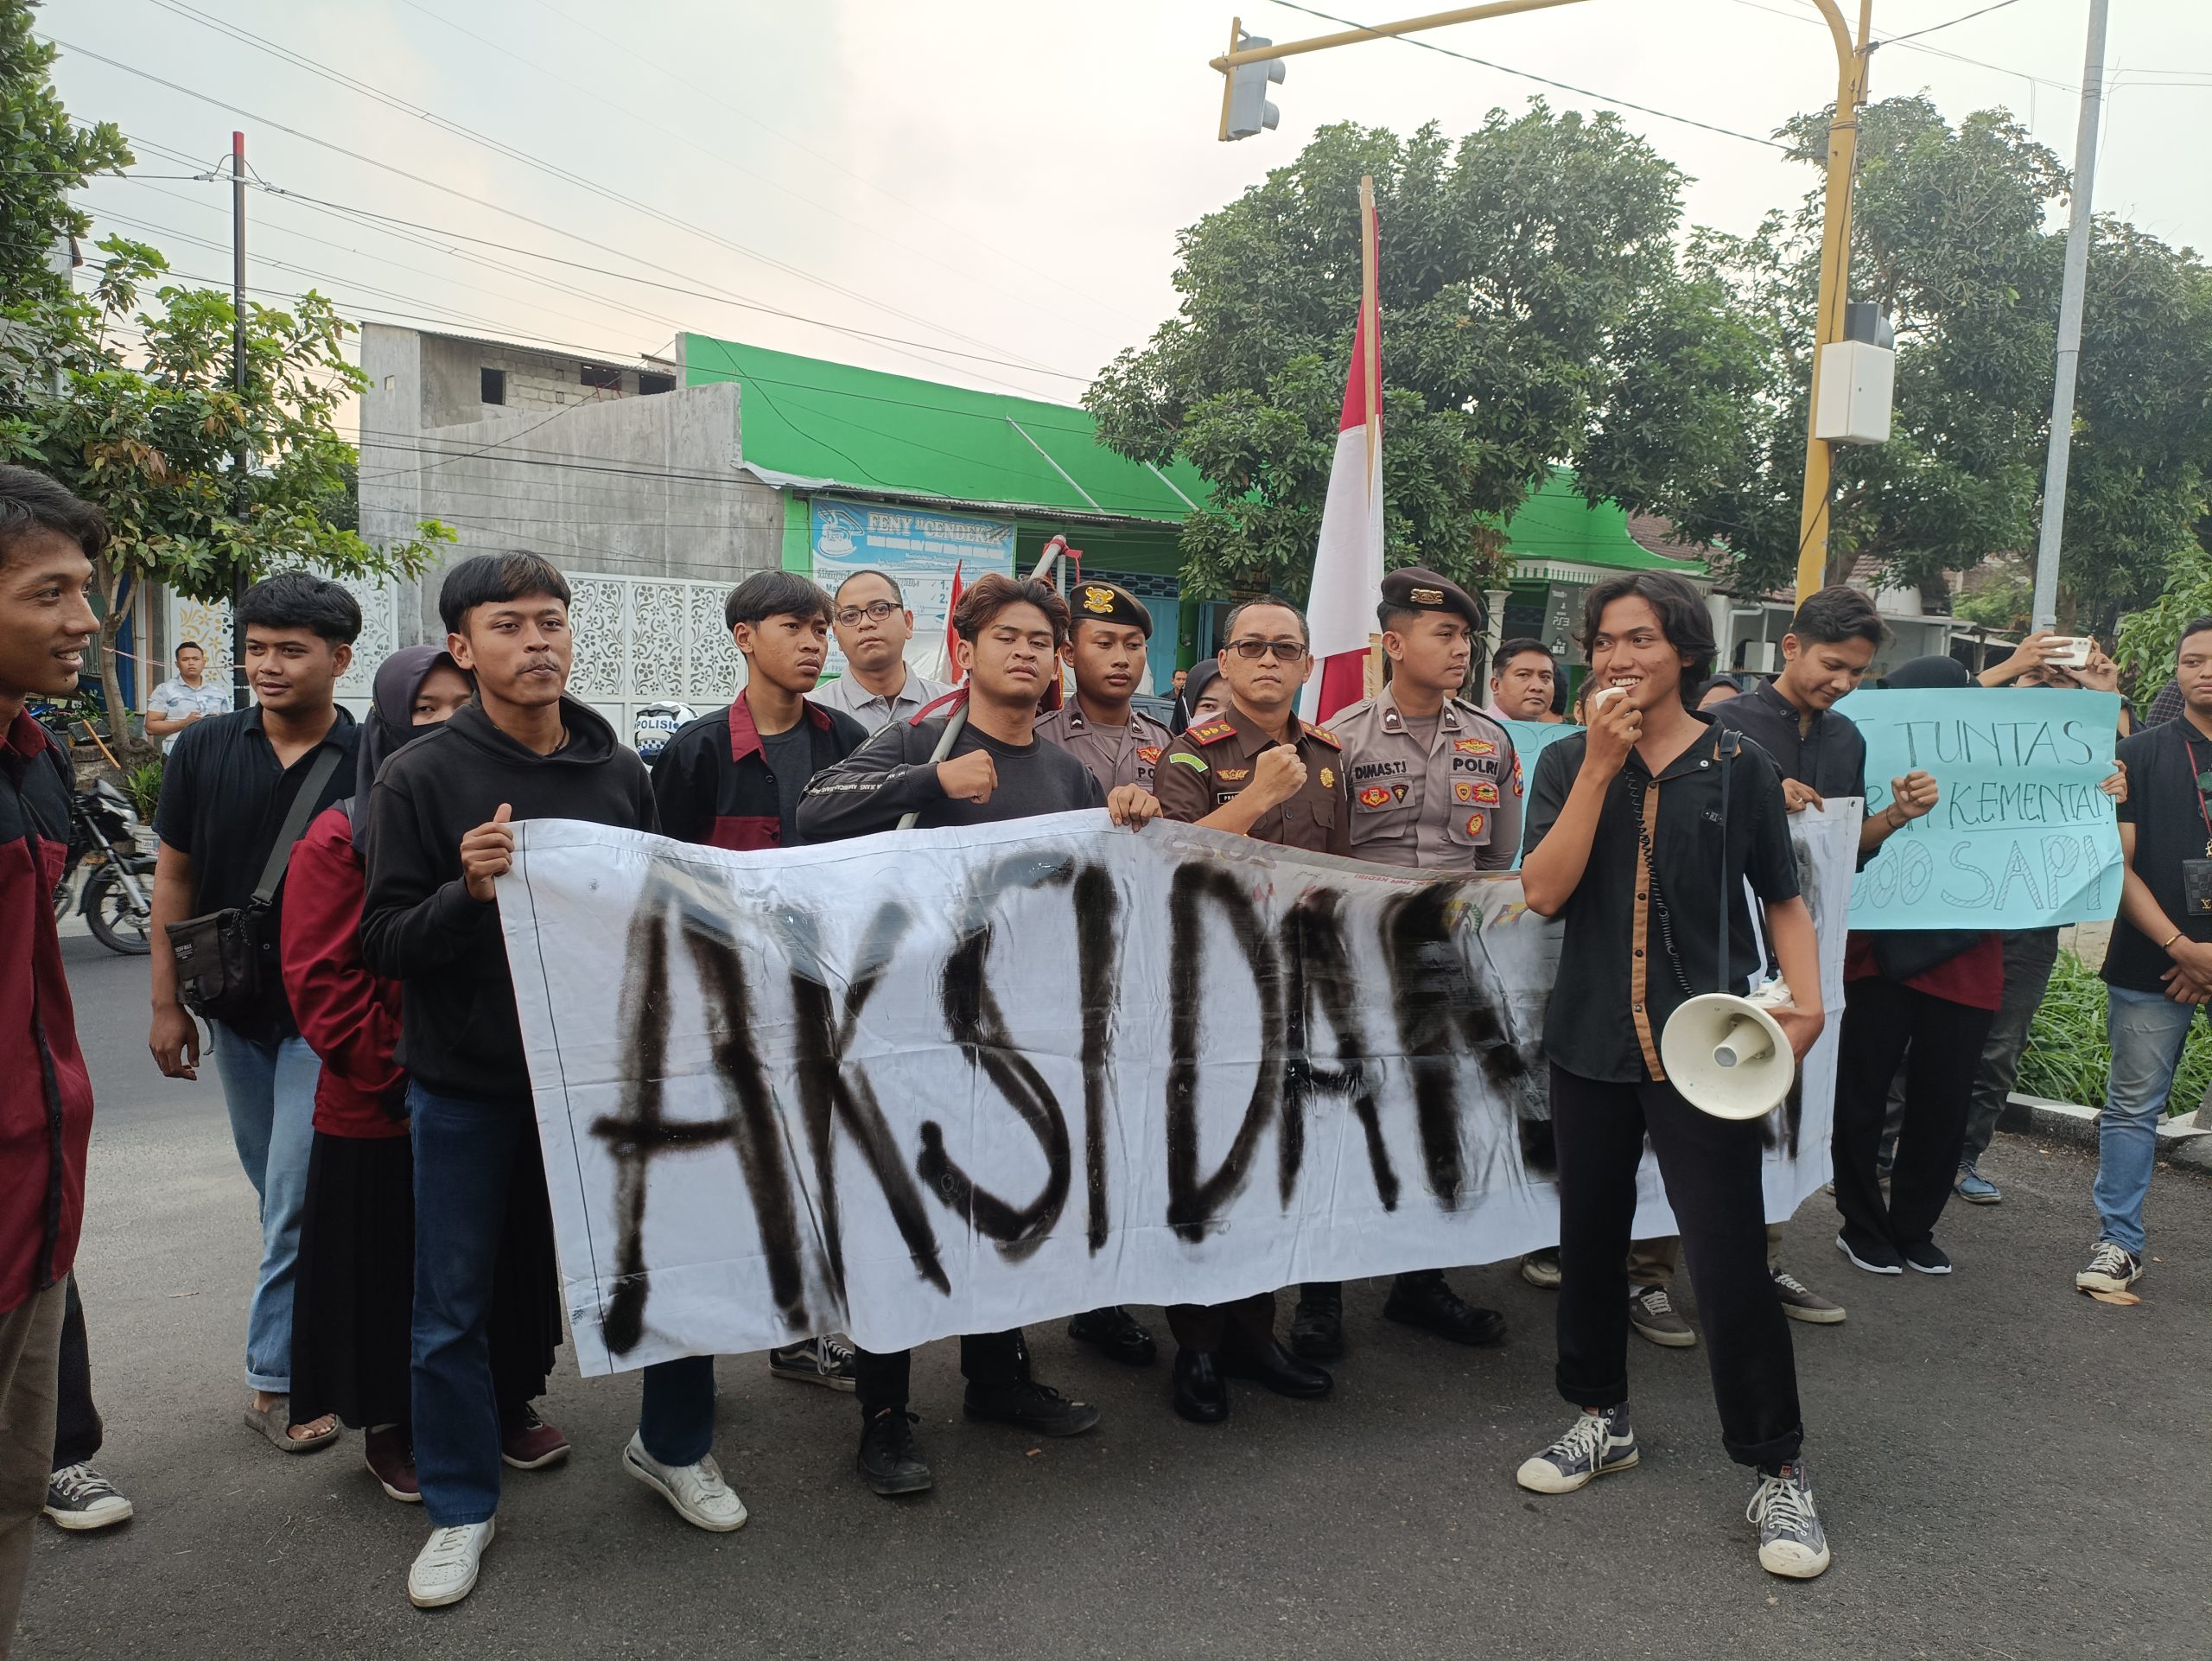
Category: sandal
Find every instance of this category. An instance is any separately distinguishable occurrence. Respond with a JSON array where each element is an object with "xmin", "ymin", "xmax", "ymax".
[{"xmin": 244, "ymin": 1396, "xmax": 339, "ymax": 1454}]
